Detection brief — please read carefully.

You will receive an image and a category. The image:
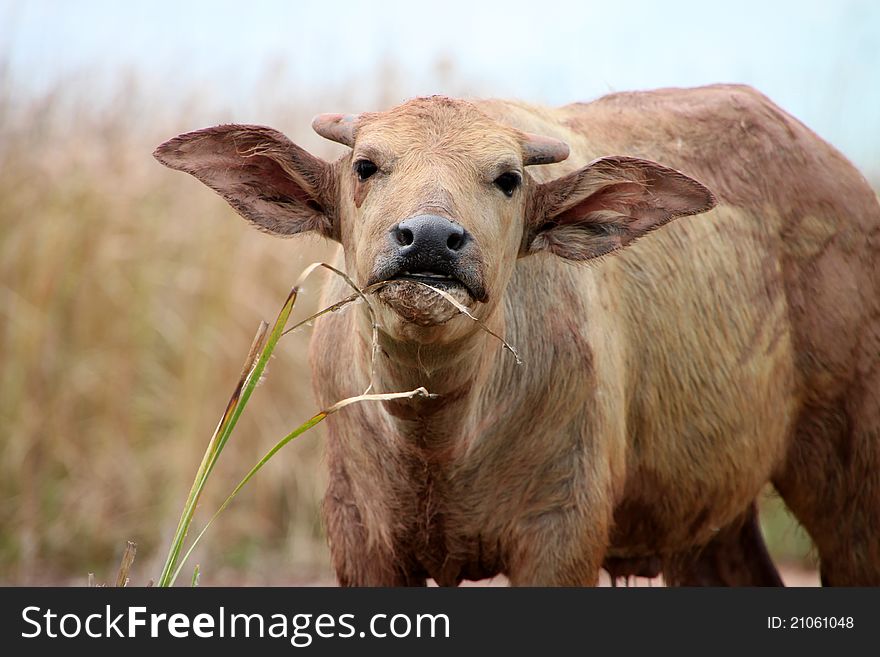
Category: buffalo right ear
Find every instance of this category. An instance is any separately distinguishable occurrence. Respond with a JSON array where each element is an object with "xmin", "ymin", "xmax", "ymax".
[
  {"xmin": 525, "ymin": 156, "xmax": 715, "ymax": 260},
  {"xmin": 154, "ymin": 124, "xmax": 338, "ymax": 240}
]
